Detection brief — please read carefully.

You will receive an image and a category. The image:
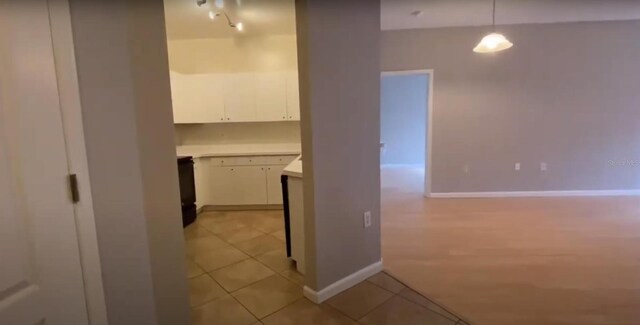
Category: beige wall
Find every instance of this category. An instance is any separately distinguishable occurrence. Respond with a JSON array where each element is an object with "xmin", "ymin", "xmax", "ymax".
[
  {"xmin": 69, "ymin": 1, "xmax": 190, "ymax": 324},
  {"xmin": 297, "ymin": 0, "xmax": 381, "ymax": 290},
  {"xmin": 382, "ymin": 20, "xmax": 640, "ymax": 193},
  {"xmin": 167, "ymin": 35, "xmax": 298, "ymax": 74}
]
